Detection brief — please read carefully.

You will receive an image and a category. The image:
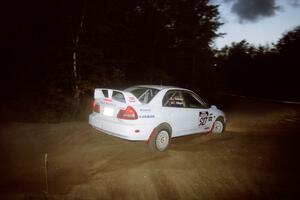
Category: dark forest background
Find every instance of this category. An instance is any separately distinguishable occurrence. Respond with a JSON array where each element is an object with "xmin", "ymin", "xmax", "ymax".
[{"xmin": 1, "ymin": 0, "xmax": 299, "ymax": 122}]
